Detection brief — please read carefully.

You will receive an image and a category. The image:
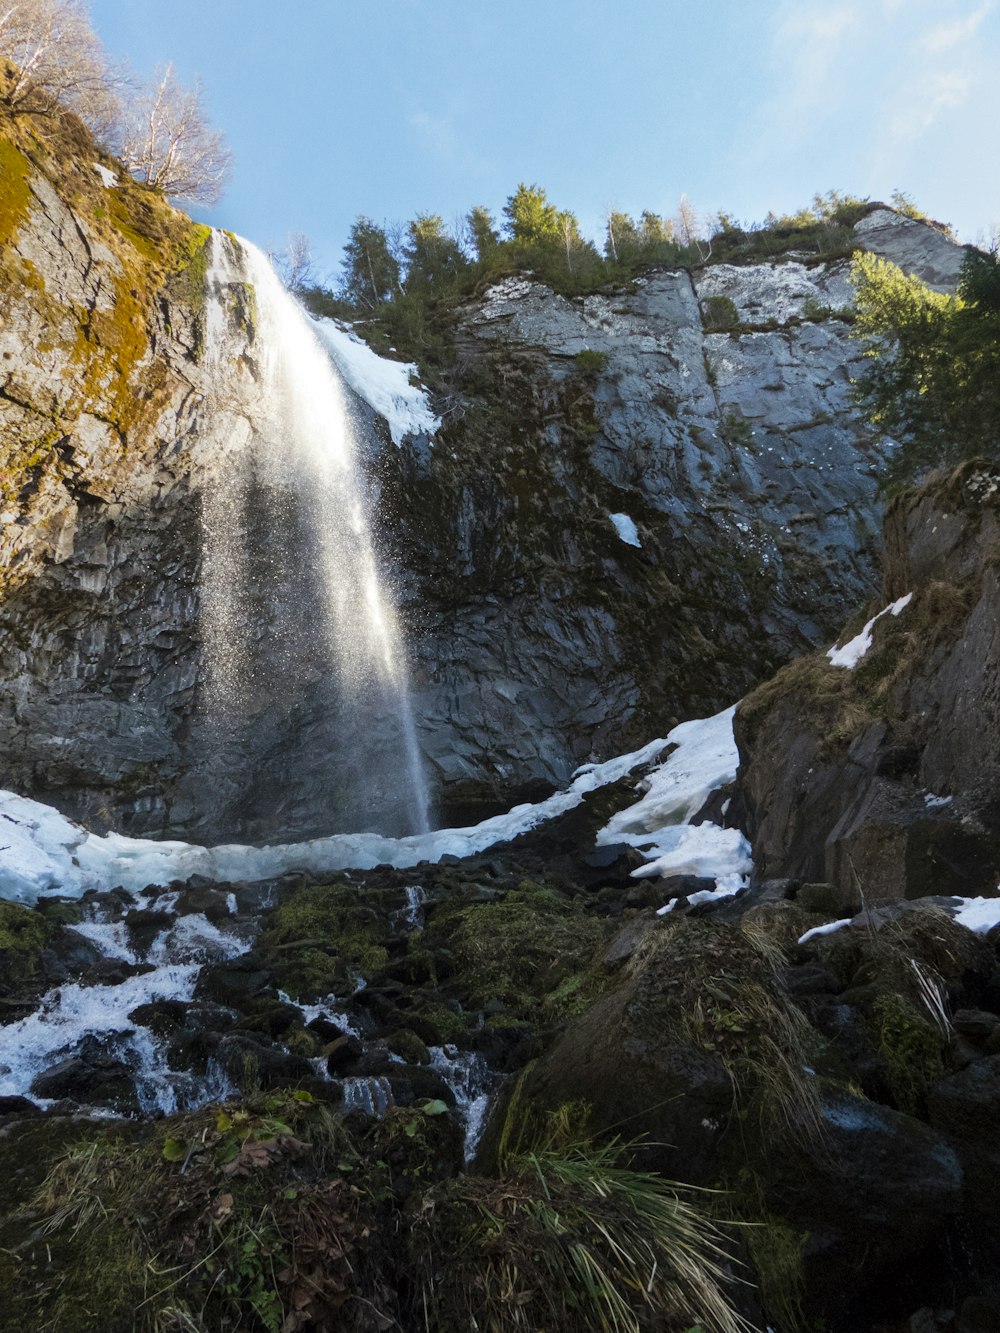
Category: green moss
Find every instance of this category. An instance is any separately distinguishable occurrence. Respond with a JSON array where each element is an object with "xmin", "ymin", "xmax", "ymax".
[
  {"xmin": 430, "ymin": 883, "xmax": 608, "ymax": 1019},
  {"xmin": 745, "ymin": 1211, "xmax": 810, "ymax": 1332},
  {"xmin": 259, "ymin": 881, "xmax": 389, "ymax": 1000},
  {"xmin": 0, "ymin": 136, "xmax": 32, "ymax": 248},
  {"xmin": 0, "ymin": 901, "xmax": 50, "ymax": 995},
  {"xmin": 873, "ymin": 990, "xmax": 946, "ymax": 1116}
]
